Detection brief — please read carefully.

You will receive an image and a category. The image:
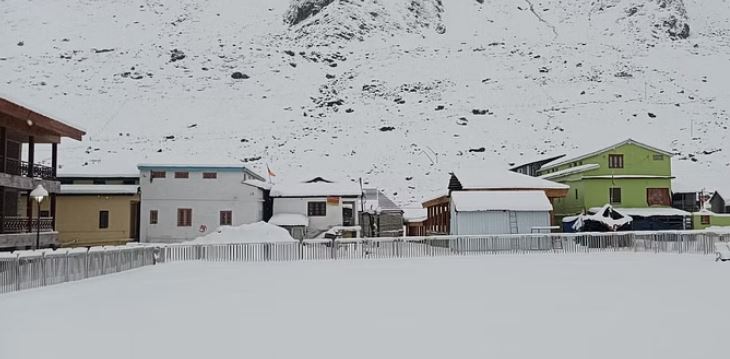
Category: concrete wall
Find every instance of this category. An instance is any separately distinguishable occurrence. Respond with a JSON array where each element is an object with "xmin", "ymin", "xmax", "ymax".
[
  {"xmin": 55, "ymin": 194, "xmax": 138, "ymax": 247},
  {"xmin": 139, "ymin": 169, "xmax": 263, "ymax": 243},
  {"xmin": 272, "ymin": 197, "xmax": 360, "ymax": 238}
]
